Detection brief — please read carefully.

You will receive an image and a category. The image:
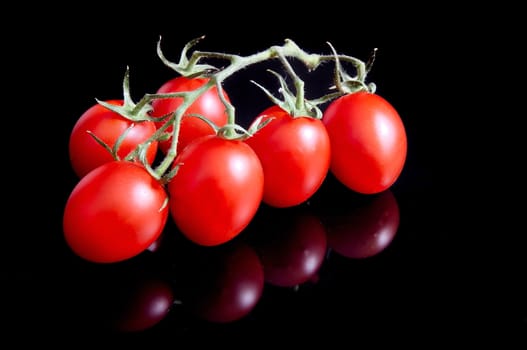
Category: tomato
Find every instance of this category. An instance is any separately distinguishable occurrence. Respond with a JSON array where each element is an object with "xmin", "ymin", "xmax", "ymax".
[
  {"xmin": 245, "ymin": 105, "xmax": 331, "ymax": 208},
  {"xmin": 167, "ymin": 135, "xmax": 264, "ymax": 246},
  {"xmin": 63, "ymin": 161, "xmax": 169, "ymax": 263},
  {"xmin": 69, "ymin": 100, "xmax": 158, "ymax": 178},
  {"xmin": 322, "ymin": 92, "xmax": 407, "ymax": 194},
  {"xmin": 150, "ymin": 76, "xmax": 230, "ymax": 154},
  {"xmin": 323, "ymin": 190, "xmax": 400, "ymax": 259}
]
